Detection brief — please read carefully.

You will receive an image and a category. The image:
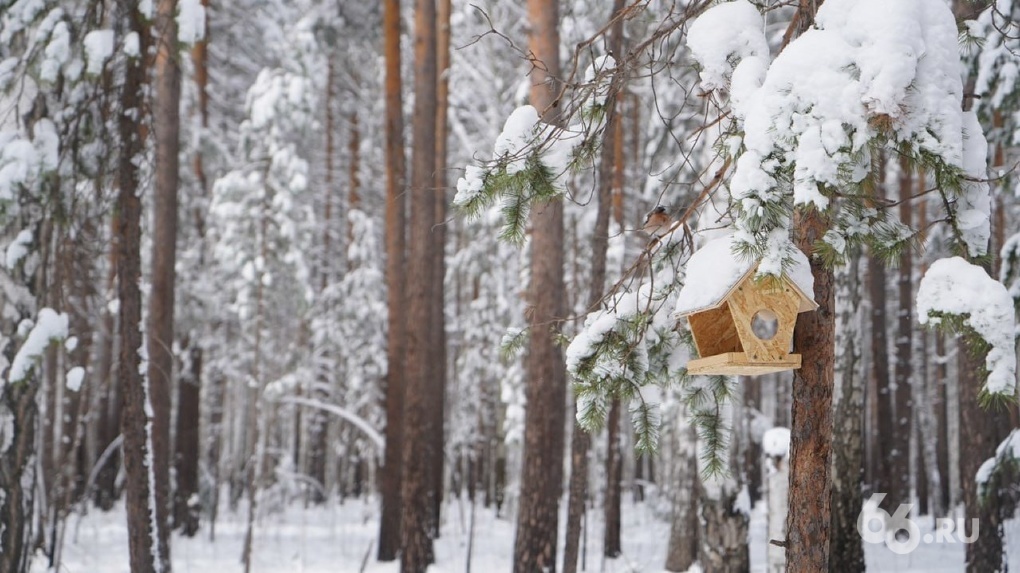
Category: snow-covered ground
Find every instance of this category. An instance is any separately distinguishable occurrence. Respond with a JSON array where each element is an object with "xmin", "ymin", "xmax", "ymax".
[{"xmin": 38, "ymin": 496, "xmax": 1019, "ymax": 572}]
